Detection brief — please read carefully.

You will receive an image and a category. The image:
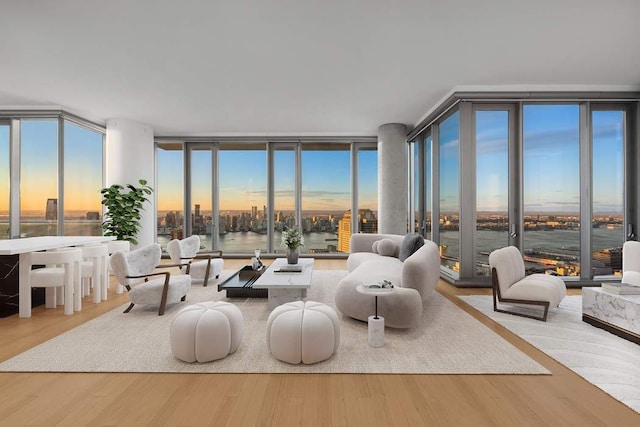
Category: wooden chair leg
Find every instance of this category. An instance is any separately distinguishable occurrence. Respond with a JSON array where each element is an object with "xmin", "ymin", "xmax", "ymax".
[
  {"xmin": 202, "ymin": 259, "xmax": 211, "ymax": 287},
  {"xmin": 158, "ymin": 273, "xmax": 170, "ymax": 316}
]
